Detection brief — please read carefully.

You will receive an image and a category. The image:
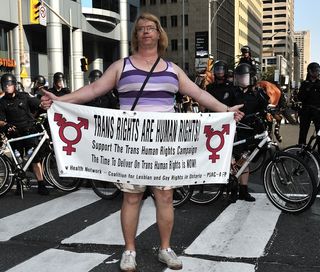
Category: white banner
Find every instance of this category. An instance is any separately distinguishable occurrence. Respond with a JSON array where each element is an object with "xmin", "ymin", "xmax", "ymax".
[{"xmin": 48, "ymin": 101, "xmax": 236, "ymax": 186}]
